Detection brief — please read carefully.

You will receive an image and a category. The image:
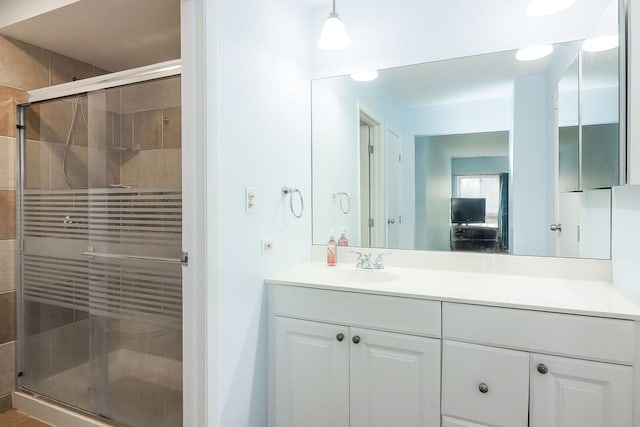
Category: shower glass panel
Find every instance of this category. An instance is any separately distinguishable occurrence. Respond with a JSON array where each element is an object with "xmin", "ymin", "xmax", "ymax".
[{"xmin": 19, "ymin": 75, "xmax": 183, "ymax": 427}]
